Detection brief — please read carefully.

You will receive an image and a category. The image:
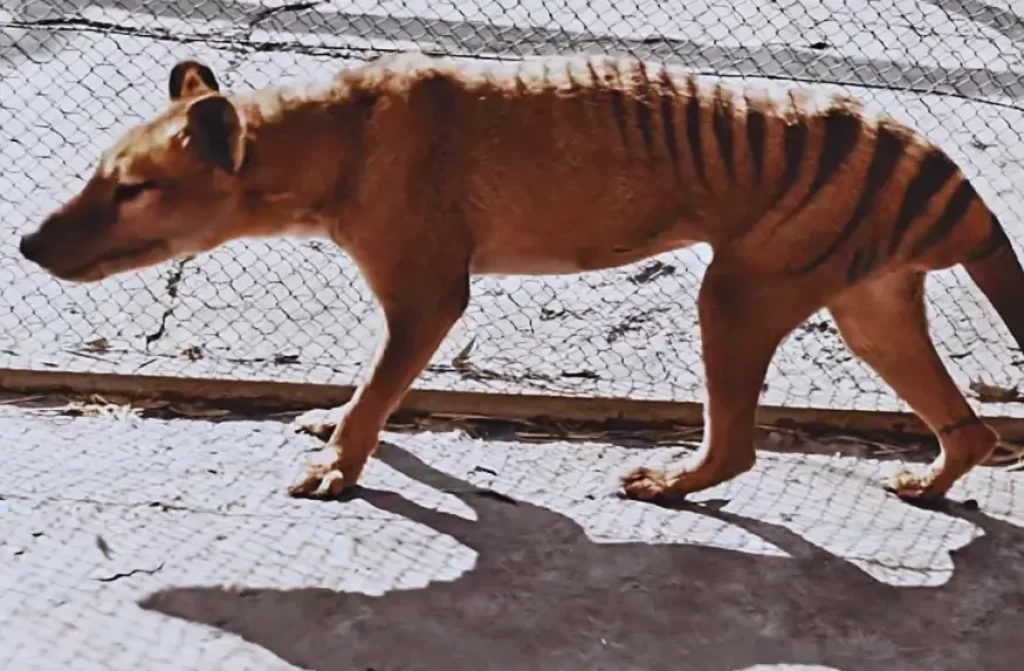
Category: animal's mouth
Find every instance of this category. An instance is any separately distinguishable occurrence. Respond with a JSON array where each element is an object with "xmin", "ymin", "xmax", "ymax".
[{"xmin": 61, "ymin": 238, "xmax": 167, "ymax": 281}]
